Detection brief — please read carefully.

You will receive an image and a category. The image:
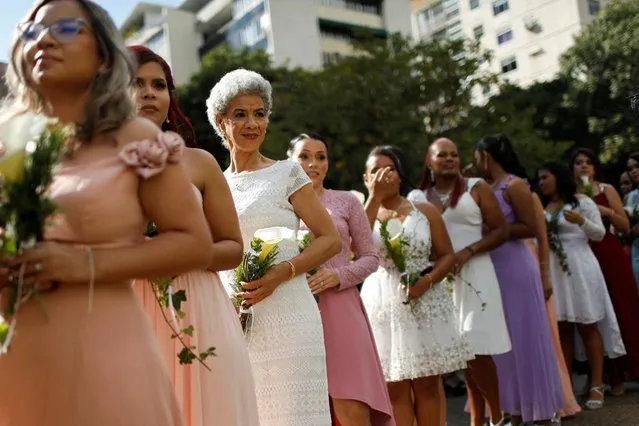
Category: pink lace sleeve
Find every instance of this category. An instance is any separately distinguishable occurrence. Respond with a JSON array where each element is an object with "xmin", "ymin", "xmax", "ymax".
[
  {"xmin": 119, "ymin": 131, "xmax": 185, "ymax": 179},
  {"xmin": 334, "ymin": 193, "xmax": 380, "ymax": 290}
]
